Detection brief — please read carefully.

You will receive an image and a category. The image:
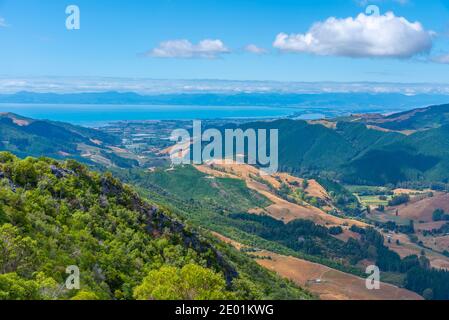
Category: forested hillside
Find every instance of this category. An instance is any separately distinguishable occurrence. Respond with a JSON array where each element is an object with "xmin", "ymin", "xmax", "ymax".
[
  {"xmin": 225, "ymin": 113, "xmax": 449, "ymax": 186},
  {"xmin": 351, "ymin": 103, "xmax": 449, "ymax": 131},
  {"xmin": 0, "ymin": 152, "xmax": 311, "ymax": 300},
  {"xmin": 0, "ymin": 113, "xmax": 136, "ymax": 168}
]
